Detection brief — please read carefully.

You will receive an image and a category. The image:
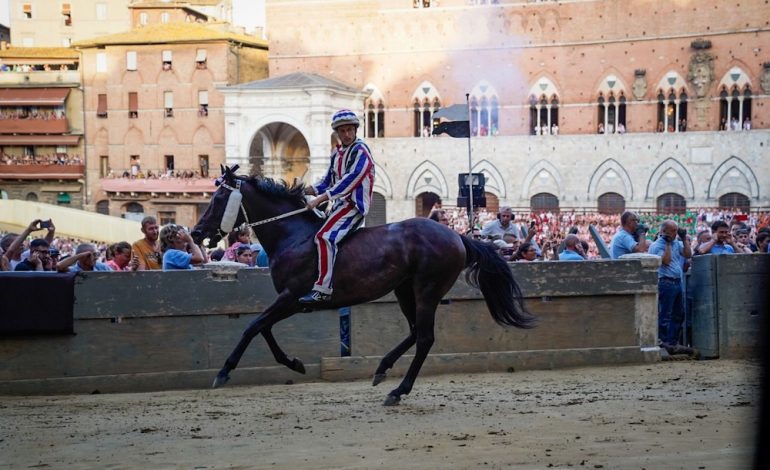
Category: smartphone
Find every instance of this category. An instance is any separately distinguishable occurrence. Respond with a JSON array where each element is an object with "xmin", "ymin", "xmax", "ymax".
[{"xmin": 39, "ymin": 219, "xmax": 52, "ymax": 229}]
